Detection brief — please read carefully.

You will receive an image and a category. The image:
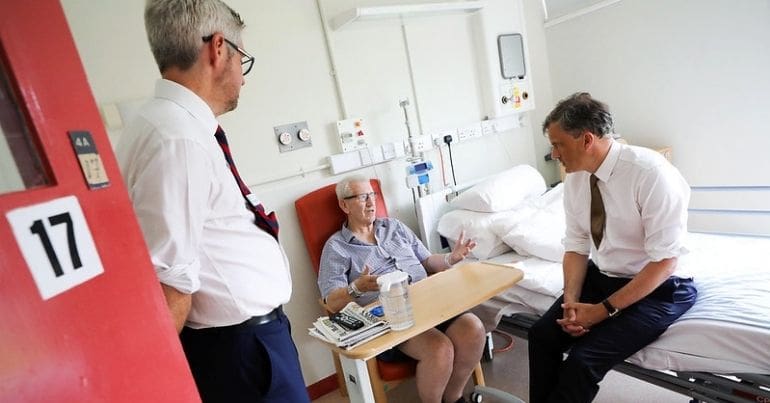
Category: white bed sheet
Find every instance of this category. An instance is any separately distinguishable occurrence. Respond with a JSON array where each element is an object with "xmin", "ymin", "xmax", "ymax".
[
  {"xmin": 628, "ymin": 319, "xmax": 770, "ymax": 373},
  {"xmin": 483, "ymin": 252, "xmax": 563, "ymax": 297},
  {"xmin": 628, "ymin": 232, "xmax": 770, "ymax": 373},
  {"xmin": 470, "ymin": 234, "xmax": 770, "ymax": 374},
  {"xmin": 470, "ymin": 251, "xmax": 560, "ymax": 332}
]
